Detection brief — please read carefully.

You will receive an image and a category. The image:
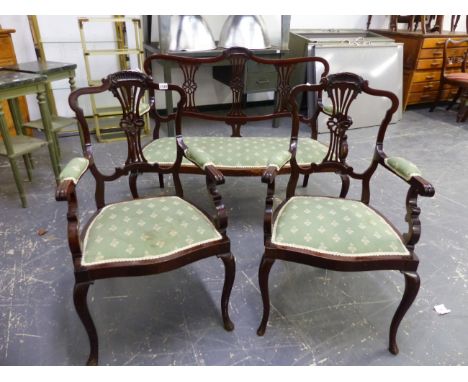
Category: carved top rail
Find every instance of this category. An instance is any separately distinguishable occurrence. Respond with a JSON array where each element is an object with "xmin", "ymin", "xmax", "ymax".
[{"xmin": 144, "ymin": 47, "xmax": 330, "ymax": 137}]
